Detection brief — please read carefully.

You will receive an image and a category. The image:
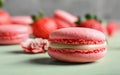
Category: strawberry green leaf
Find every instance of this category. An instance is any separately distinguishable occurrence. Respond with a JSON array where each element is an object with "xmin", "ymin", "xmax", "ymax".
[
  {"xmin": 85, "ymin": 13, "xmax": 98, "ymax": 20},
  {"xmin": 75, "ymin": 16, "xmax": 85, "ymax": 24},
  {"xmin": 0, "ymin": 0, "xmax": 4, "ymax": 8},
  {"xmin": 31, "ymin": 15, "xmax": 37, "ymax": 22},
  {"xmin": 31, "ymin": 11, "xmax": 44, "ymax": 22},
  {"xmin": 99, "ymin": 20, "xmax": 107, "ymax": 25}
]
